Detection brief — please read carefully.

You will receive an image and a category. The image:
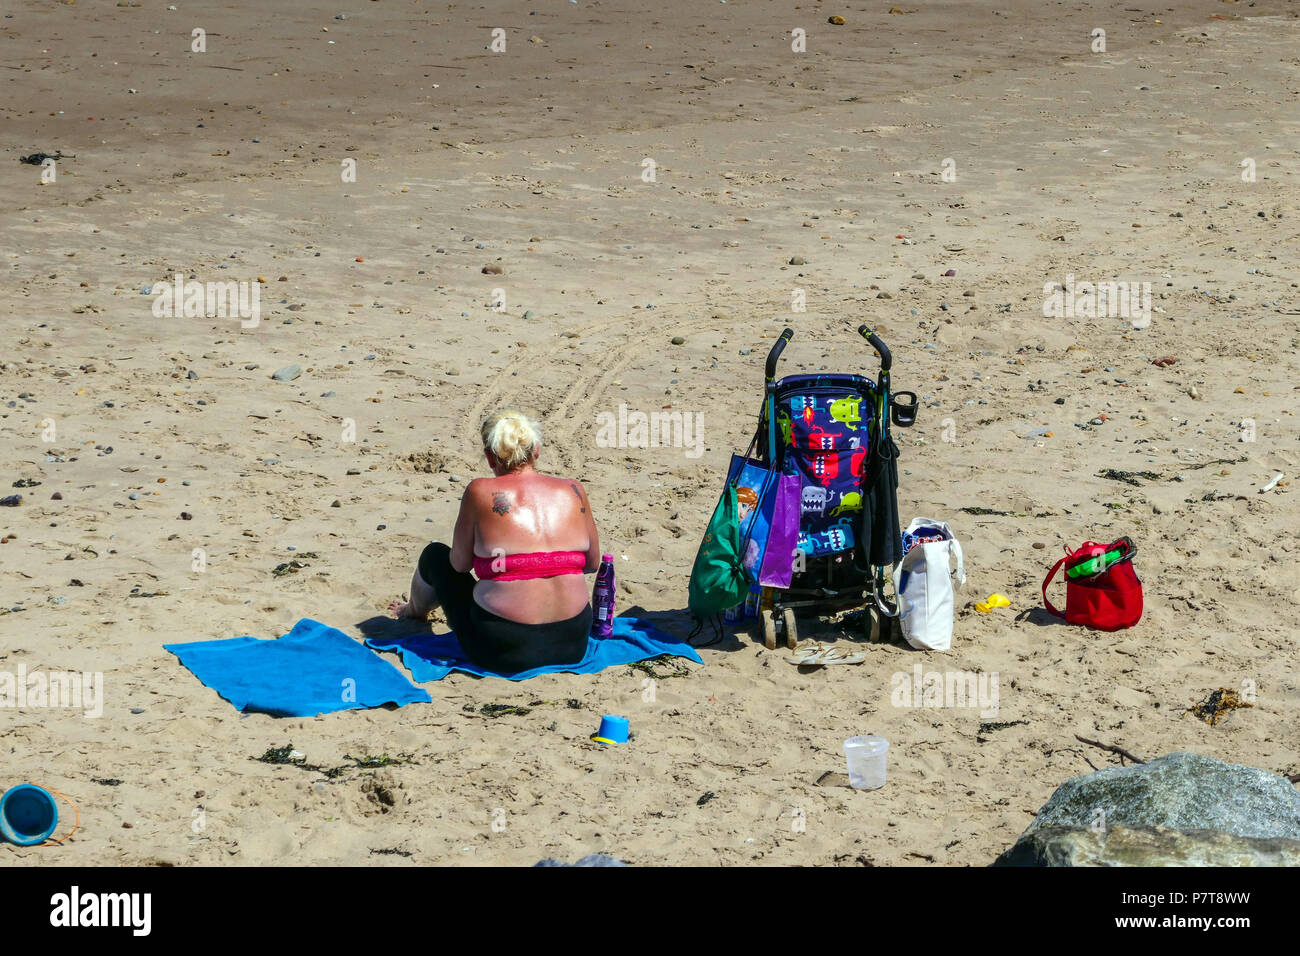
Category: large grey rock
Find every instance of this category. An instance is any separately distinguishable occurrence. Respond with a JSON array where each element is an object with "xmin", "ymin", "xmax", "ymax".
[
  {"xmin": 995, "ymin": 826, "xmax": 1300, "ymax": 867},
  {"xmin": 1024, "ymin": 752, "xmax": 1300, "ymax": 839},
  {"xmin": 534, "ymin": 853, "xmax": 626, "ymax": 867}
]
